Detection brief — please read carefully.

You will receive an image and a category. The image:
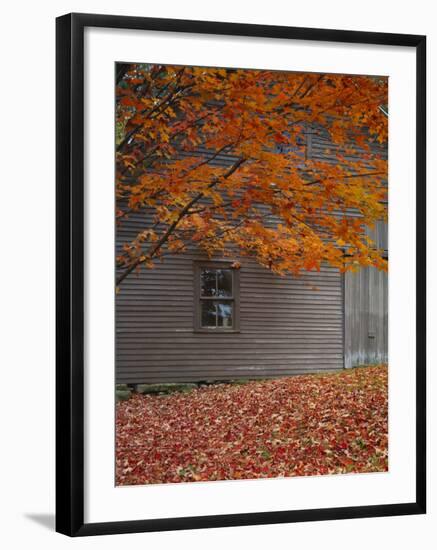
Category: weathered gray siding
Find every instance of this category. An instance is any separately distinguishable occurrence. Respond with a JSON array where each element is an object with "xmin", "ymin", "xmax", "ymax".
[
  {"xmin": 344, "ymin": 266, "xmax": 388, "ymax": 368},
  {"xmin": 344, "ymin": 221, "xmax": 388, "ymax": 368},
  {"xmin": 116, "ymin": 246, "xmax": 344, "ymax": 383},
  {"xmin": 308, "ymin": 127, "xmax": 388, "ymax": 369},
  {"xmin": 115, "ymin": 124, "xmax": 387, "ymax": 384}
]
